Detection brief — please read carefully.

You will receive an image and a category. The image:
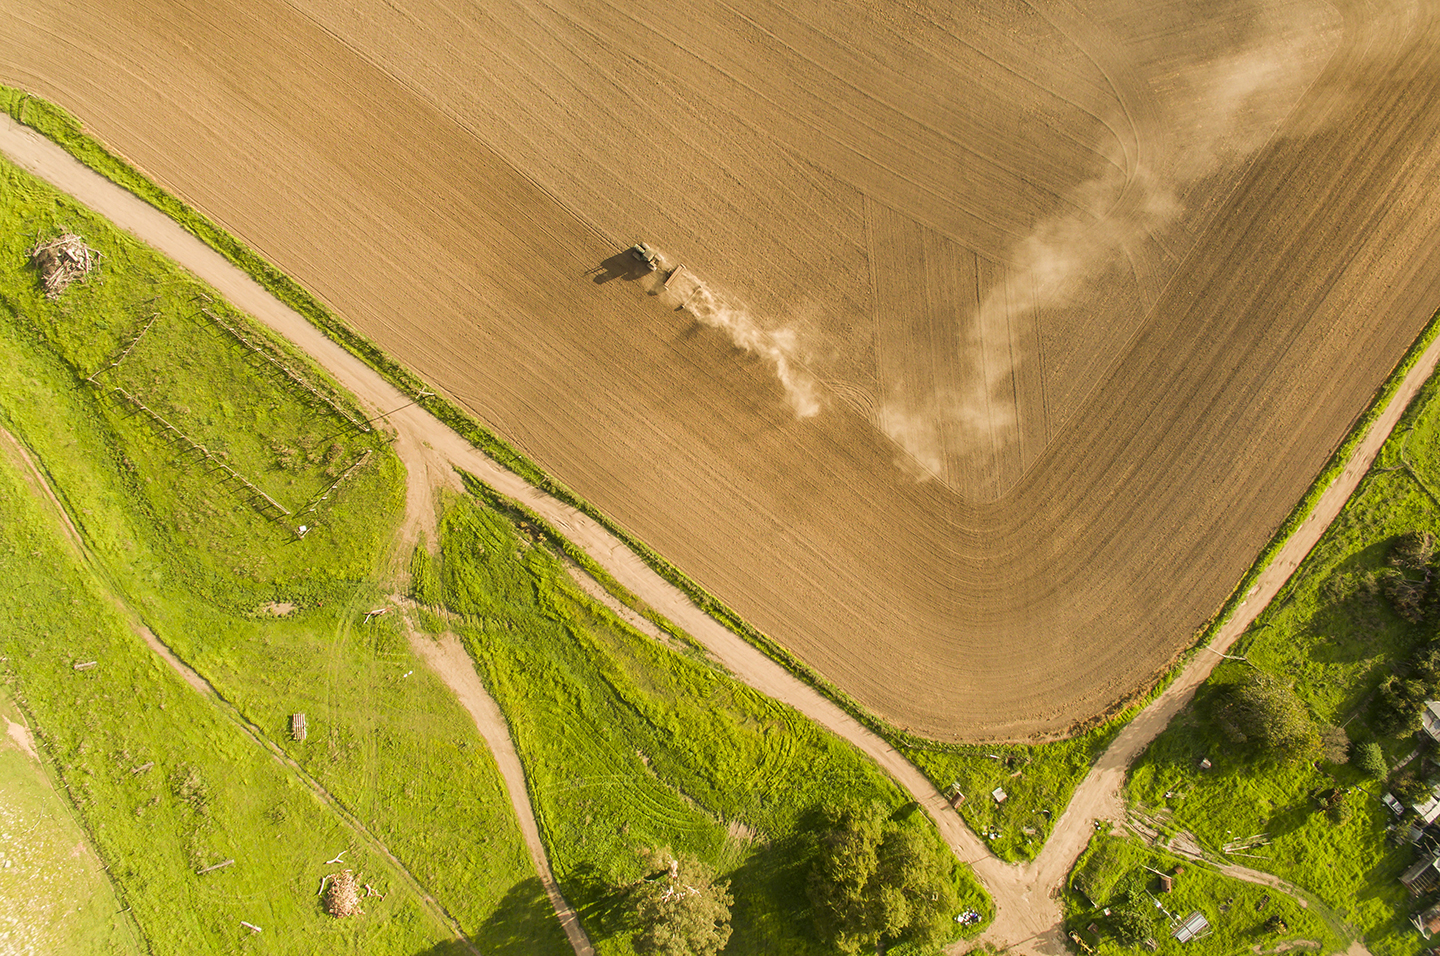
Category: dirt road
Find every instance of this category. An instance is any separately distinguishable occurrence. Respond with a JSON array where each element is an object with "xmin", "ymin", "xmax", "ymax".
[
  {"xmin": 407, "ymin": 629, "xmax": 594, "ymax": 956},
  {"xmin": 1, "ymin": 109, "xmax": 1421, "ymax": 950}
]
